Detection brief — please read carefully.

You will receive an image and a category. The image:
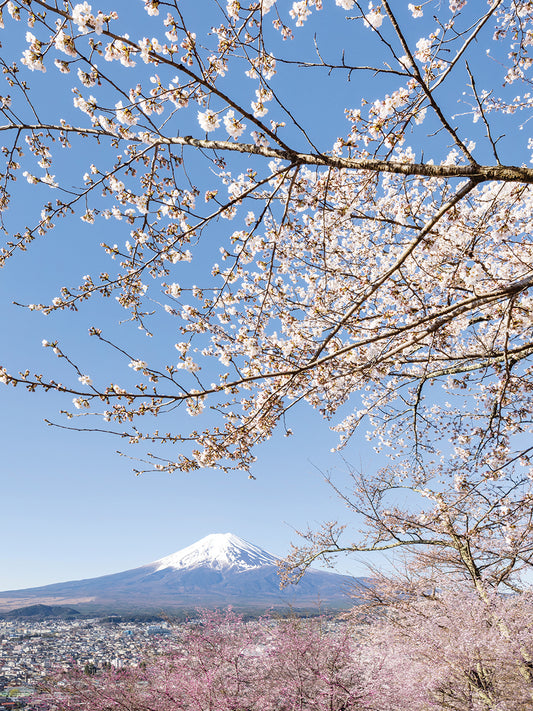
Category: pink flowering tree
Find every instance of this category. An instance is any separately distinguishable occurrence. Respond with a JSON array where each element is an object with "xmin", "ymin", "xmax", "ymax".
[
  {"xmin": 360, "ymin": 591, "xmax": 533, "ymax": 711},
  {"xmin": 0, "ymin": 1, "xmax": 532, "ymax": 479},
  {"xmin": 40, "ymin": 610, "xmax": 370, "ymax": 711},
  {"xmin": 261, "ymin": 615, "xmax": 366, "ymax": 711},
  {"xmin": 280, "ymin": 461, "xmax": 533, "ymax": 703},
  {"xmin": 38, "ymin": 601, "xmax": 533, "ymax": 711}
]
